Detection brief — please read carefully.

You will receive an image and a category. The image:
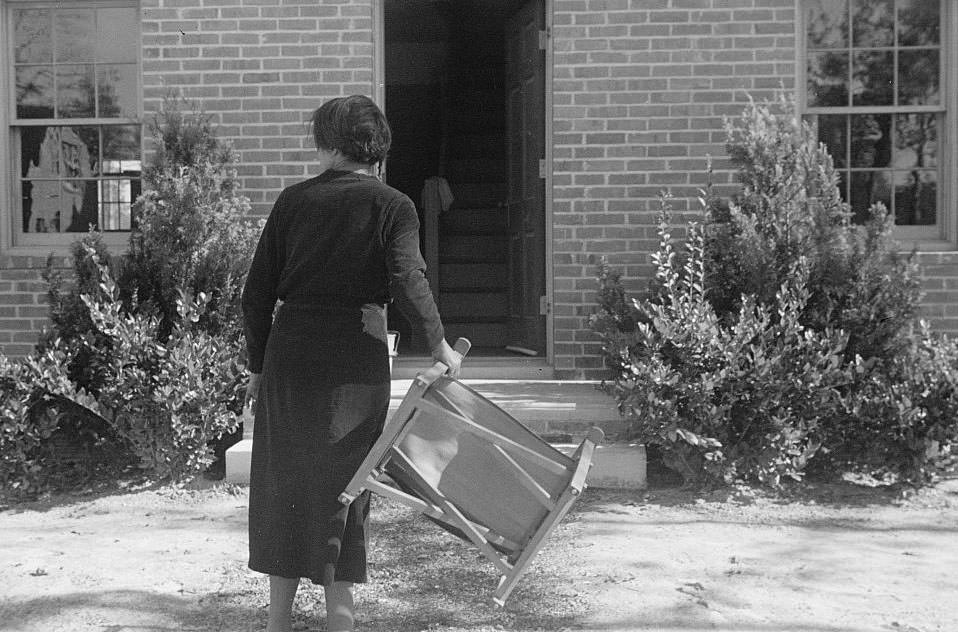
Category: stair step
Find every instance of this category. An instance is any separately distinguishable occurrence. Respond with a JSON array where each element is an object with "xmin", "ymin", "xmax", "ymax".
[
  {"xmin": 439, "ymin": 234, "xmax": 507, "ymax": 263},
  {"xmin": 443, "ymin": 158, "xmax": 504, "ymax": 184},
  {"xmin": 441, "ymin": 207, "xmax": 508, "ymax": 234},
  {"xmin": 386, "ymin": 379, "xmax": 628, "ymax": 439},
  {"xmin": 439, "ymin": 291, "xmax": 508, "ymax": 319},
  {"xmin": 439, "ymin": 263, "xmax": 508, "ymax": 291},
  {"xmin": 446, "ymin": 134, "xmax": 504, "ymax": 158},
  {"xmin": 449, "ymin": 182, "xmax": 506, "ymax": 207}
]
